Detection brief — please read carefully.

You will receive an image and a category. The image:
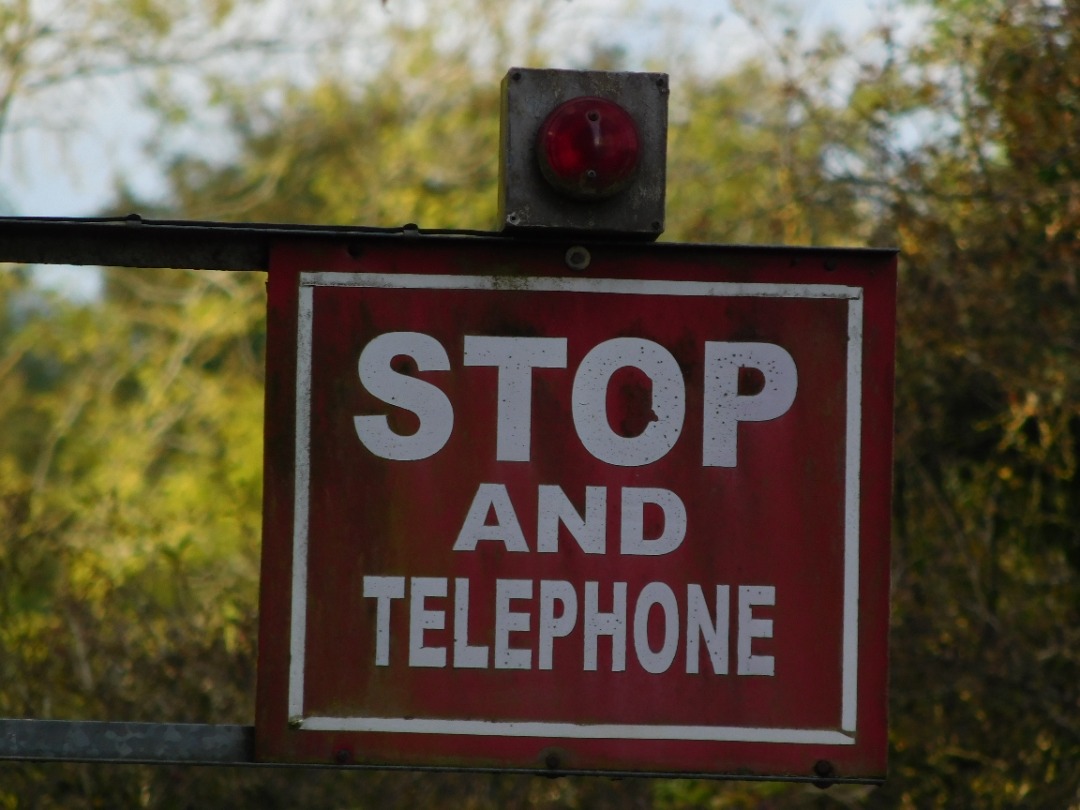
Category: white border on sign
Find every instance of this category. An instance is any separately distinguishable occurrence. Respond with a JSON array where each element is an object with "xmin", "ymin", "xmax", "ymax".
[{"xmin": 287, "ymin": 272, "xmax": 863, "ymax": 745}]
